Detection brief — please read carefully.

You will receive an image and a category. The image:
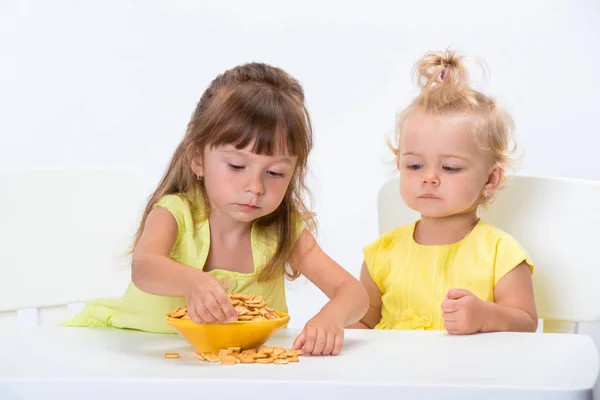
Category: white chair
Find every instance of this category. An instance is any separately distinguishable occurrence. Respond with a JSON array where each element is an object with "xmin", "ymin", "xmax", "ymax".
[
  {"xmin": 0, "ymin": 168, "xmax": 150, "ymax": 329},
  {"xmin": 377, "ymin": 174, "xmax": 600, "ymax": 333}
]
